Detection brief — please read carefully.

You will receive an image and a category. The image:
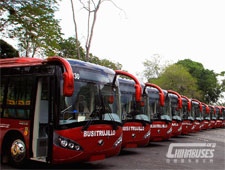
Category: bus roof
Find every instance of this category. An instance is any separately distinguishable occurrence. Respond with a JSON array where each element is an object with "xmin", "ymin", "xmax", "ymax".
[
  {"xmin": 67, "ymin": 59, "xmax": 115, "ymax": 75},
  {"xmin": 0, "ymin": 57, "xmax": 43, "ymax": 68}
]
